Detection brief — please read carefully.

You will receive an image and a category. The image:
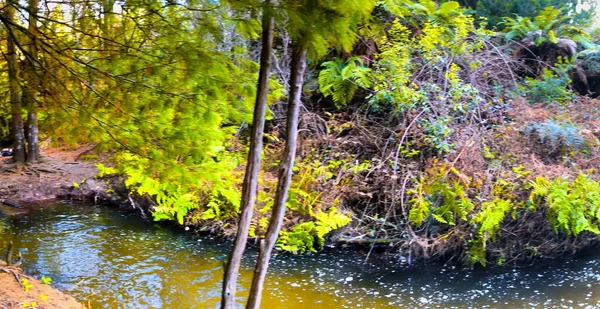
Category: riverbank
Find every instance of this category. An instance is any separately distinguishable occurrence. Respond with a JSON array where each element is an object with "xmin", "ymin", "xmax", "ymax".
[
  {"xmin": 0, "ymin": 261, "xmax": 83, "ymax": 309},
  {"xmin": 0, "ymin": 146, "xmax": 120, "ymax": 207}
]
